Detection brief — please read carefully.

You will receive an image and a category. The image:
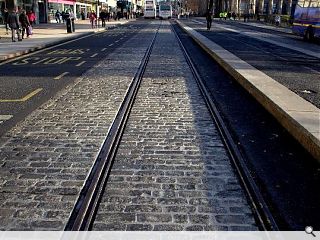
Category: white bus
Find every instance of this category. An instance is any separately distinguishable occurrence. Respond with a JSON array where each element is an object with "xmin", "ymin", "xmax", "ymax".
[
  {"xmin": 159, "ymin": 4, "xmax": 172, "ymax": 19},
  {"xmin": 144, "ymin": 0, "xmax": 156, "ymax": 19}
]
